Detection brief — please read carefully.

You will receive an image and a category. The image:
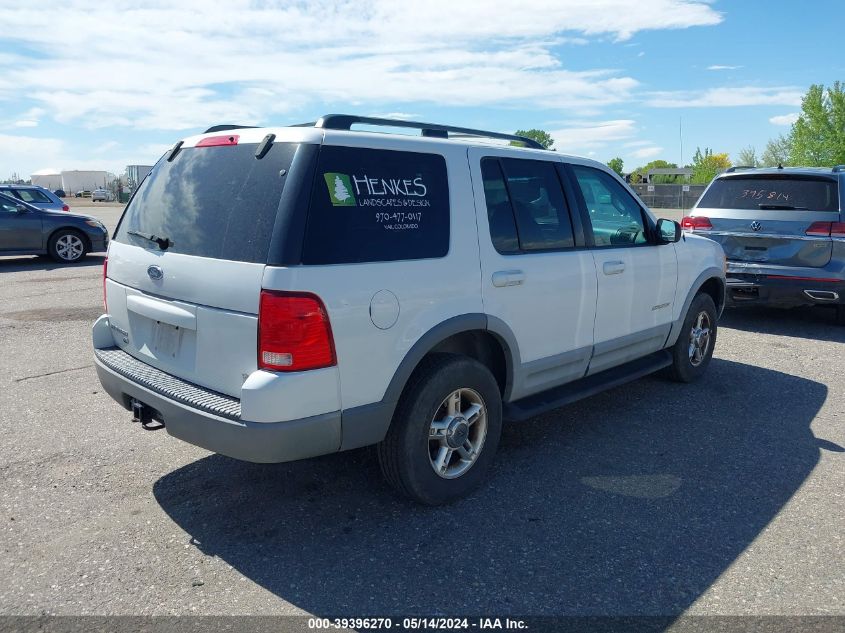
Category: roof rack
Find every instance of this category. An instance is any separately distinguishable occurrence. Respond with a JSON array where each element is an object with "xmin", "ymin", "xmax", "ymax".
[
  {"xmin": 725, "ymin": 166, "xmax": 757, "ymax": 173},
  {"xmin": 203, "ymin": 124, "xmax": 258, "ymax": 134},
  {"xmin": 312, "ymin": 114, "xmax": 546, "ymax": 150},
  {"xmin": 833, "ymin": 165, "xmax": 845, "ymax": 173}
]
